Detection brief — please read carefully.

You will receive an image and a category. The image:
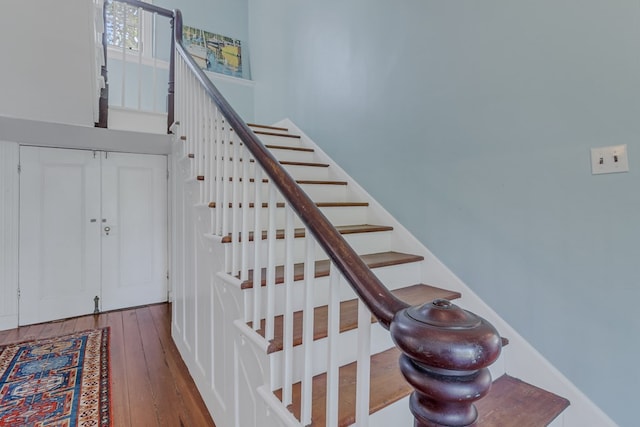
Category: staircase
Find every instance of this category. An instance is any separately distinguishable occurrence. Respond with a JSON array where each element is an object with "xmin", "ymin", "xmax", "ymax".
[
  {"xmin": 219, "ymin": 122, "xmax": 570, "ymax": 426},
  {"xmin": 166, "ymin": 9, "xmax": 618, "ymax": 426}
]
